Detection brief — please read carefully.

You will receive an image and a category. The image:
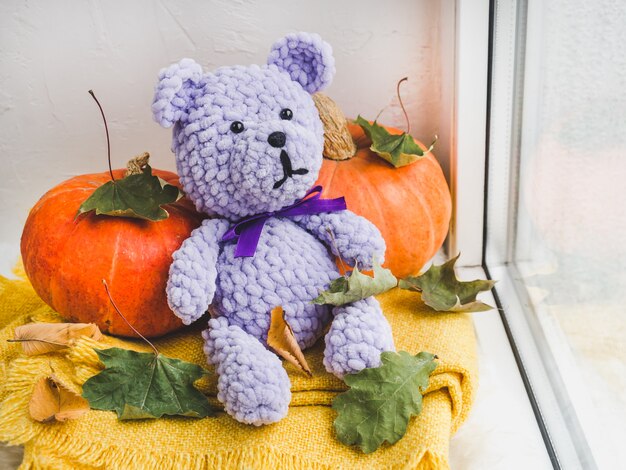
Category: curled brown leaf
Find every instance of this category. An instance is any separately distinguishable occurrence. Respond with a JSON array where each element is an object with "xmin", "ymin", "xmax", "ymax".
[
  {"xmin": 267, "ymin": 307, "xmax": 312, "ymax": 377},
  {"xmin": 10, "ymin": 323, "xmax": 103, "ymax": 355},
  {"xmin": 29, "ymin": 375, "xmax": 89, "ymax": 423}
]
